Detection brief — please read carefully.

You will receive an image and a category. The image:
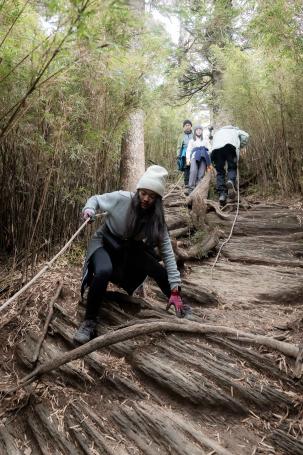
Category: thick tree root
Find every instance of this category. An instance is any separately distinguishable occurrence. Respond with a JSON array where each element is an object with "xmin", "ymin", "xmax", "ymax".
[
  {"xmin": 173, "ymin": 227, "xmax": 222, "ymax": 262},
  {"xmin": 2, "ymin": 319, "xmax": 299, "ymax": 394}
]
